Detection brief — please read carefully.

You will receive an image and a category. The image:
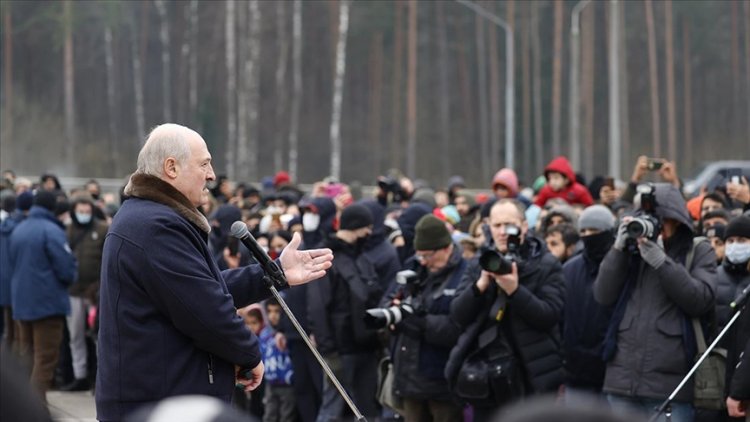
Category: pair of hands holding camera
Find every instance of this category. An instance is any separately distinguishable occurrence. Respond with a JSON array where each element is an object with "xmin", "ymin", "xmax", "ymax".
[
  {"xmin": 613, "ymin": 218, "xmax": 667, "ymax": 269},
  {"xmin": 476, "ymin": 264, "xmax": 520, "ymax": 296}
]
